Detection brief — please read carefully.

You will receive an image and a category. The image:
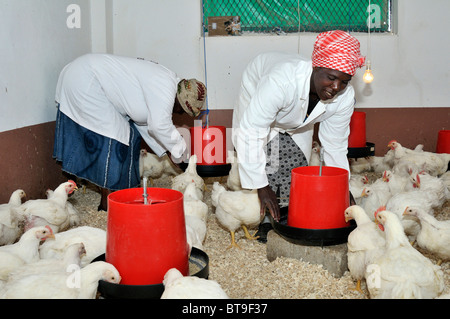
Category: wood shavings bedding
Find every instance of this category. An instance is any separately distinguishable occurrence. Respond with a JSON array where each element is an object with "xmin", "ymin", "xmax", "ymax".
[{"xmin": 70, "ymin": 173, "xmax": 450, "ymax": 299}]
